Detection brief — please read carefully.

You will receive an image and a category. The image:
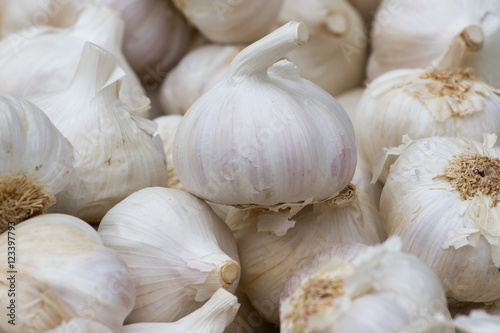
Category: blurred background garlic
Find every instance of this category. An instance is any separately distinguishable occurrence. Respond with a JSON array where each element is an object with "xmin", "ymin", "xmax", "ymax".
[
  {"xmin": 348, "ymin": 0, "xmax": 381, "ymax": 24},
  {"xmin": 122, "ymin": 289, "xmax": 240, "ymax": 333},
  {"xmin": 0, "ymin": 4, "xmax": 149, "ymax": 111},
  {"xmin": 0, "ymin": 214, "xmax": 136, "ymax": 333},
  {"xmin": 453, "ymin": 311, "xmax": 500, "ymax": 332},
  {"xmin": 47, "ymin": 319, "xmax": 113, "ymax": 333},
  {"xmin": 368, "ymin": 0, "xmax": 500, "ymax": 87},
  {"xmin": 154, "ymin": 115, "xmax": 184, "ymax": 190},
  {"xmin": 160, "ymin": 44, "xmax": 244, "ymax": 115},
  {"xmin": 280, "ymin": 237, "xmax": 452, "ymax": 333},
  {"xmin": 98, "ymin": 187, "xmax": 240, "ymax": 324},
  {"xmin": 28, "ymin": 42, "xmax": 167, "ymax": 223},
  {"xmin": 171, "ymin": 0, "xmax": 283, "ymax": 43},
  {"xmin": 380, "ymin": 135, "xmax": 500, "ymax": 303},
  {"xmin": 356, "ymin": 68, "xmax": 500, "ymax": 183},
  {"xmin": 0, "ymin": 94, "xmax": 73, "ymax": 232},
  {"xmin": 226, "ymin": 185, "xmax": 385, "ymax": 324},
  {"xmin": 173, "ymin": 22, "xmax": 357, "ymax": 211},
  {"xmin": 94, "ymin": 0, "xmax": 192, "ymax": 78},
  {"xmin": 275, "ymin": 0, "xmax": 368, "ymax": 96}
]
